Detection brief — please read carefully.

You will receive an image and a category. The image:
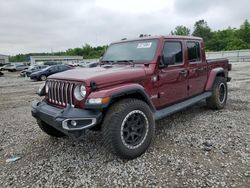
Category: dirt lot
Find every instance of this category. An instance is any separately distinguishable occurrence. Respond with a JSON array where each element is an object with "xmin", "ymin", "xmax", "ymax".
[{"xmin": 0, "ymin": 63, "xmax": 249, "ymax": 187}]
